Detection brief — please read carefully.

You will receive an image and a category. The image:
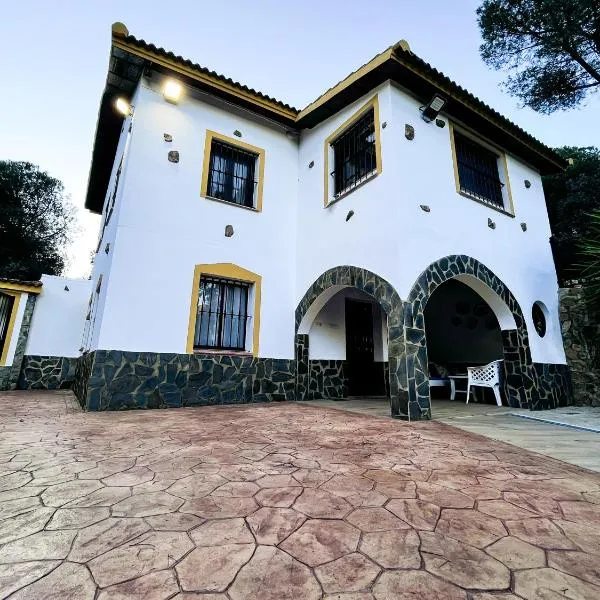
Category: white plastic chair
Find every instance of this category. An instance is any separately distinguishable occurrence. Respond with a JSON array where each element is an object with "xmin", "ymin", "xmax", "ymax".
[{"xmin": 466, "ymin": 360, "xmax": 503, "ymax": 406}]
